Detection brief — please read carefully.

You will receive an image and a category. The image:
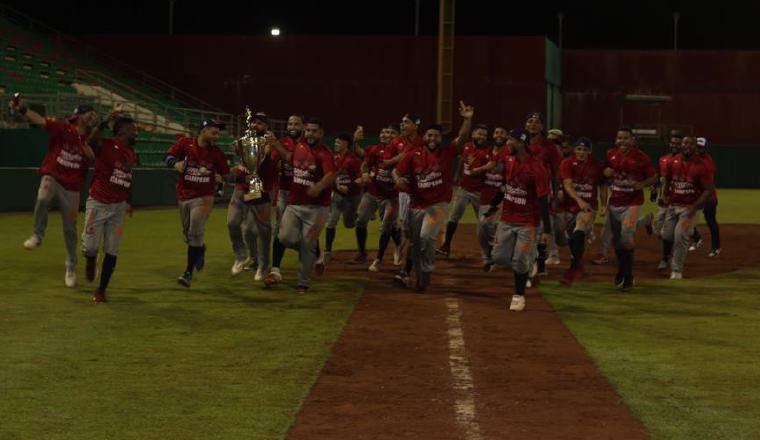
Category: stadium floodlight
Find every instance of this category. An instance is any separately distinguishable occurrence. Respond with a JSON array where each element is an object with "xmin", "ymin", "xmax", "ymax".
[{"xmin": 270, "ymin": 28, "xmax": 281, "ymax": 36}]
